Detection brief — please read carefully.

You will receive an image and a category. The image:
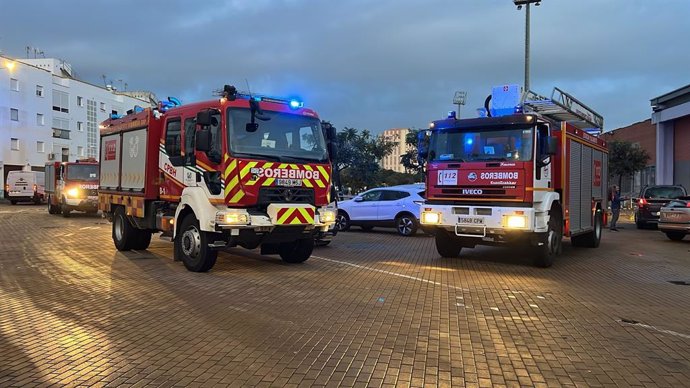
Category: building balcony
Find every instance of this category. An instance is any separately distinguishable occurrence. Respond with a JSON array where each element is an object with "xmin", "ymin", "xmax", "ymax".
[{"xmin": 52, "ymin": 128, "xmax": 70, "ymax": 140}]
